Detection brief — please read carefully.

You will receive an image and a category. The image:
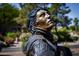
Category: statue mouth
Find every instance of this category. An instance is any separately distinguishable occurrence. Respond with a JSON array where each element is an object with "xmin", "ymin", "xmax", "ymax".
[{"xmin": 46, "ymin": 18, "xmax": 53, "ymax": 24}]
